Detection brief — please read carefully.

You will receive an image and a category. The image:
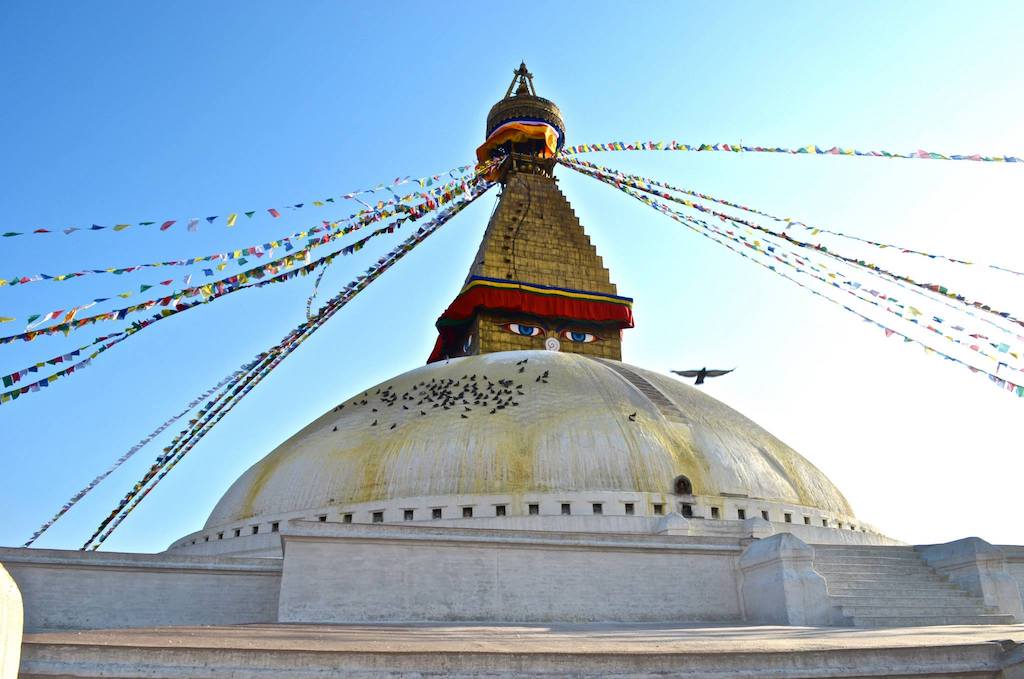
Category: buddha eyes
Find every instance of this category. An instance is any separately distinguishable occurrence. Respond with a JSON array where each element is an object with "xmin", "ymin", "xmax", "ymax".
[
  {"xmin": 501, "ymin": 322, "xmax": 544, "ymax": 337},
  {"xmin": 562, "ymin": 330, "xmax": 599, "ymax": 343},
  {"xmin": 497, "ymin": 323, "xmax": 601, "ymax": 343}
]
